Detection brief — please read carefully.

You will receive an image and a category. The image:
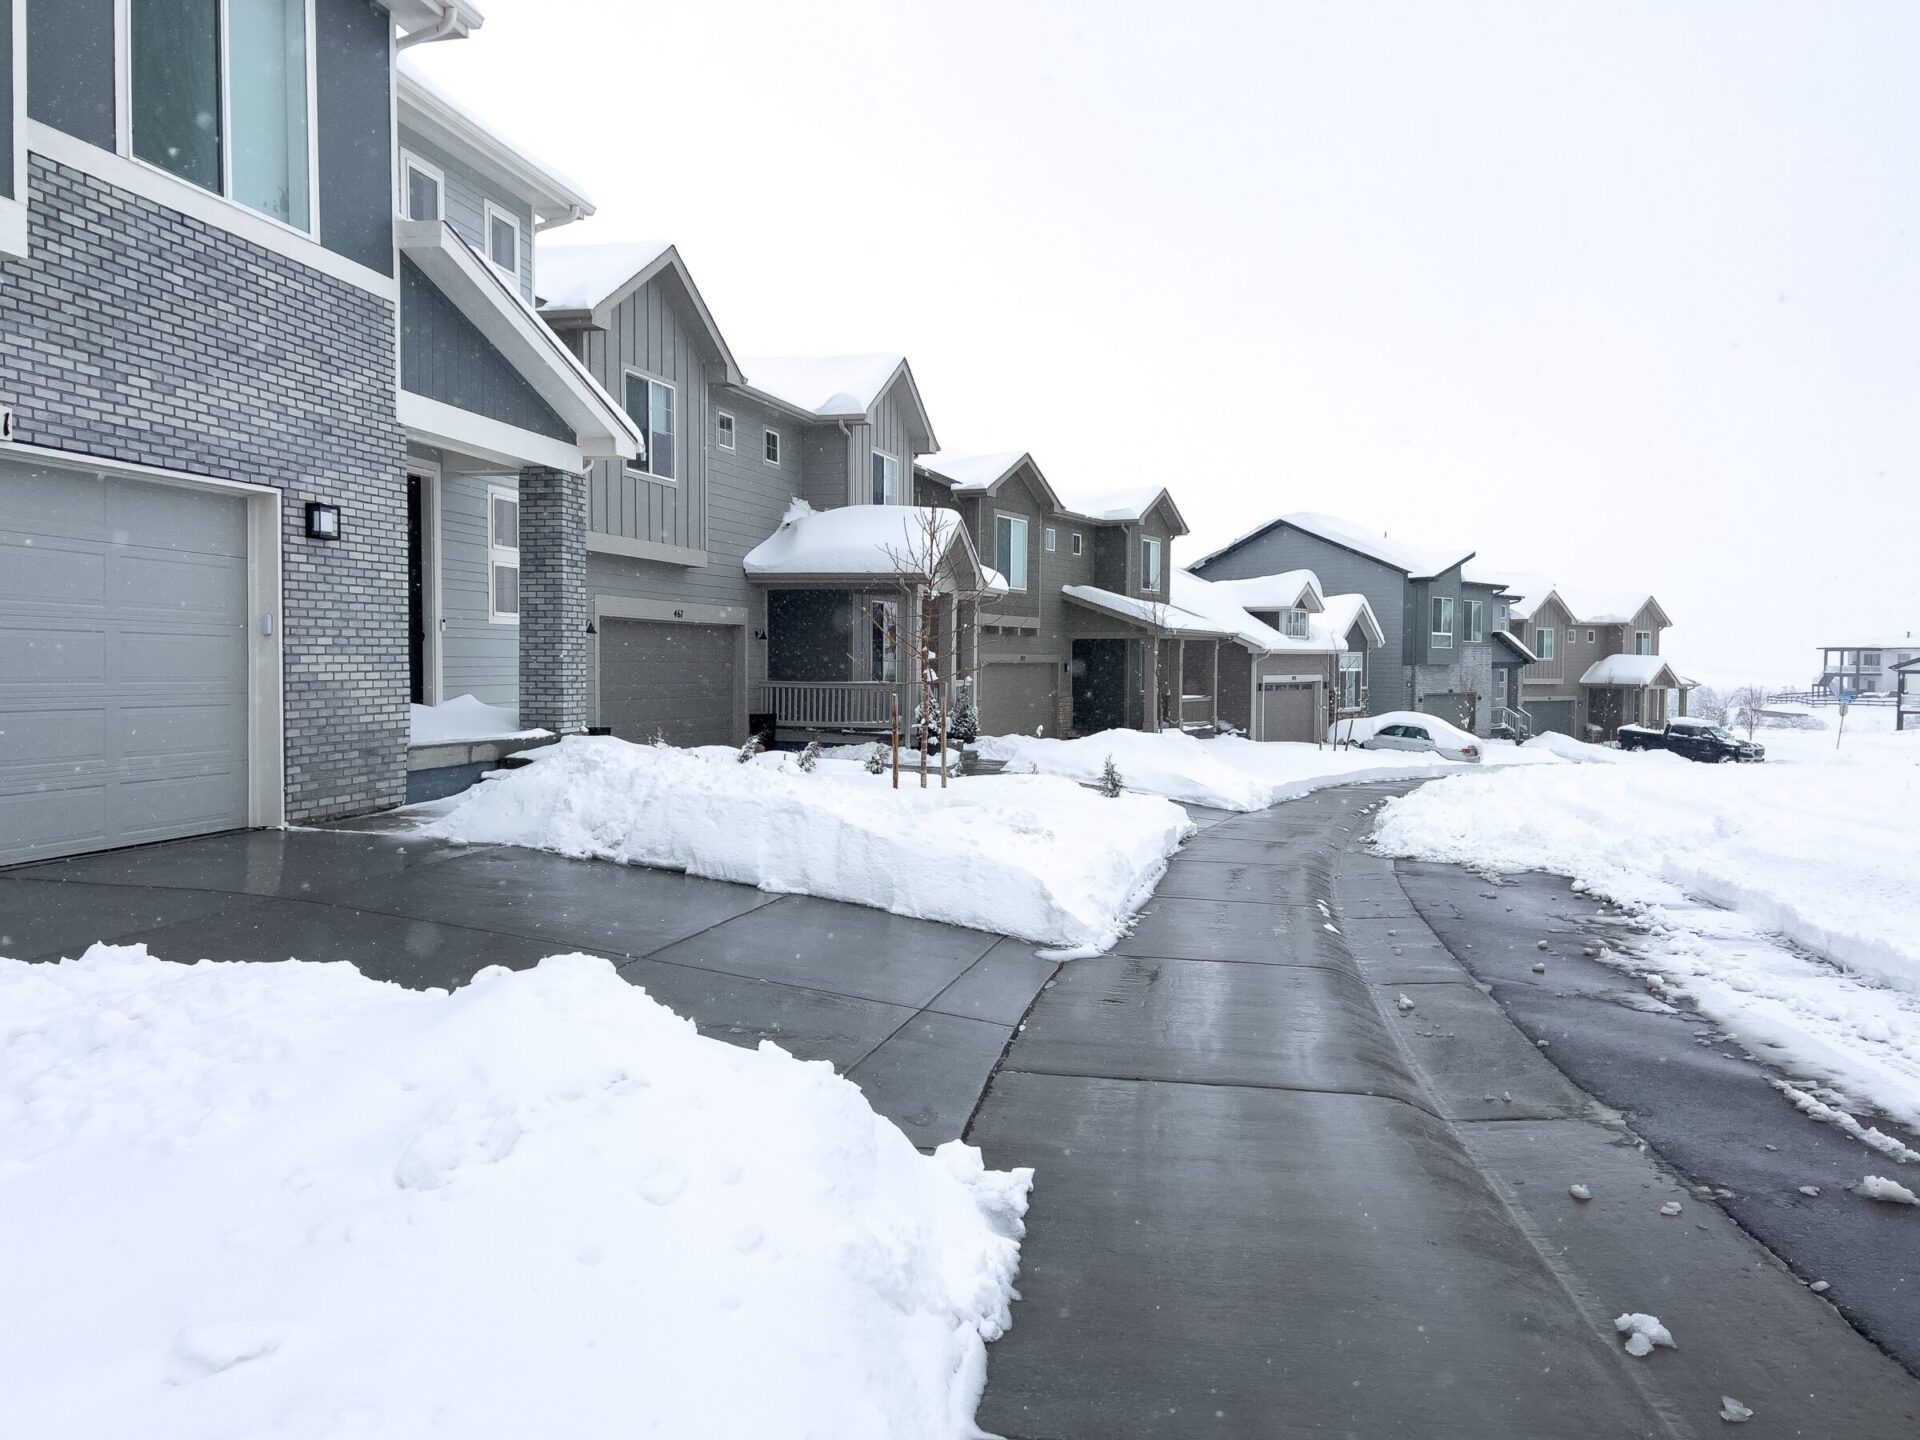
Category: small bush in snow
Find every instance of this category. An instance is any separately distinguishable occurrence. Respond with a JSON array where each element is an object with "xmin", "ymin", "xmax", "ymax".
[
  {"xmin": 1098, "ymin": 756, "xmax": 1124, "ymax": 798},
  {"xmin": 864, "ymin": 748, "xmax": 887, "ymax": 775},
  {"xmin": 948, "ymin": 680, "xmax": 980, "ymax": 745},
  {"xmin": 797, "ymin": 740, "xmax": 822, "ymax": 773},
  {"xmin": 736, "ymin": 736, "xmax": 762, "ymax": 764}
]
